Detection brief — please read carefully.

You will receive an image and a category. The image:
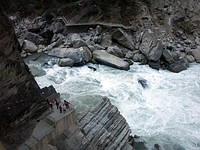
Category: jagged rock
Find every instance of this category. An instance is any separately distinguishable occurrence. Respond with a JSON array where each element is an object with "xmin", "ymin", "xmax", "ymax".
[
  {"xmin": 49, "ymin": 20, "xmax": 65, "ymax": 34},
  {"xmin": 167, "ymin": 59, "xmax": 188, "ymax": 73},
  {"xmin": 112, "ymin": 28, "xmax": 134, "ymax": 50},
  {"xmin": 138, "ymin": 78, "xmax": 148, "ymax": 88},
  {"xmin": 92, "ymin": 35, "xmax": 102, "ymax": 44},
  {"xmin": 71, "ymin": 33, "xmax": 81, "ymax": 43},
  {"xmin": 24, "ymin": 32, "xmax": 45, "ymax": 45},
  {"xmin": 73, "ymin": 39, "xmax": 88, "ymax": 48},
  {"xmin": 94, "ymin": 44, "xmax": 106, "ymax": 50},
  {"xmin": 93, "ymin": 50, "xmax": 130, "ymax": 70},
  {"xmin": 125, "ymin": 51, "xmax": 134, "ymax": 59},
  {"xmin": 58, "ymin": 58, "xmax": 75, "ymax": 67},
  {"xmin": 190, "ymin": 47, "xmax": 200, "ymax": 63},
  {"xmin": 107, "ymin": 46, "xmax": 124, "ymax": 58},
  {"xmin": 148, "ymin": 60, "xmax": 161, "ymax": 70},
  {"xmin": 162, "ymin": 49, "xmax": 174, "ymax": 63},
  {"xmin": 185, "ymin": 55, "xmax": 195, "ymax": 63},
  {"xmin": 22, "ymin": 40, "xmax": 38, "ymax": 53},
  {"xmin": 0, "ymin": 8, "xmax": 47, "ymax": 149},
  {"xmin": 39, "ymin": 28, "xmax": 54, "ymax": 45},
  {"xmin": 133, "ymin": 52, "xmax": 147, "ymax": 64},
  {"xmin": 139, "ymin": 30, "xmax": 163, "ymax": 61},
  {"xmin": 79, "ymin": 97, "xmax": 133, "ymax": 150},
  {"xmin": 100, "ymin": 33, "xmax": 112, "ymax": 47},
  {"xmin": 51, "ymin": 33, "xmax": 64, "ymax": 44},
  {"xmin": 48, "ymin": 47, "xmax": 92, "ymax": 65}
]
